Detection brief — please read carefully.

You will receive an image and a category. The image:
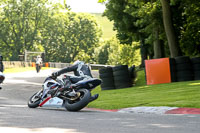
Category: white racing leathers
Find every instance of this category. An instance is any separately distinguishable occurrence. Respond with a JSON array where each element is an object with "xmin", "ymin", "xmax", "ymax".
[{"xmin": 57, "ymin": 61, "xmax": 93, "ymax": 83}]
